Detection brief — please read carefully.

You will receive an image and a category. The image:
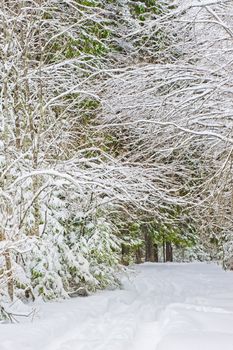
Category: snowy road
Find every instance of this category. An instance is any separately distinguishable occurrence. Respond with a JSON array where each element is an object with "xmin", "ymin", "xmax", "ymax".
[{"xmin": 2, "ymin": 263, "xmax": 233, "ymax": 350}]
